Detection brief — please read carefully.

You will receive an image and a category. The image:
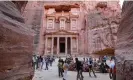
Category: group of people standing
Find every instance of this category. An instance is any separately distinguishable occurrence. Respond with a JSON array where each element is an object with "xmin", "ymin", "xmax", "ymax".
[
  {"xmin": 32, "ymin": 54, "xmax": 116, "ymax": 80},
  {"xmin": 57, "ymin": 56, "xmax": 116, "ymax": 80},
  {"xmin": 58, "ymin": 57, "xmax": 69, "ymax": 80},
  {"xmin": 32, "ymin": 55, "xmax": 55, "ymax": 70},
  {"xmin": 58, "ymin": 57, "xmax": 97, "ymax": 80}
]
